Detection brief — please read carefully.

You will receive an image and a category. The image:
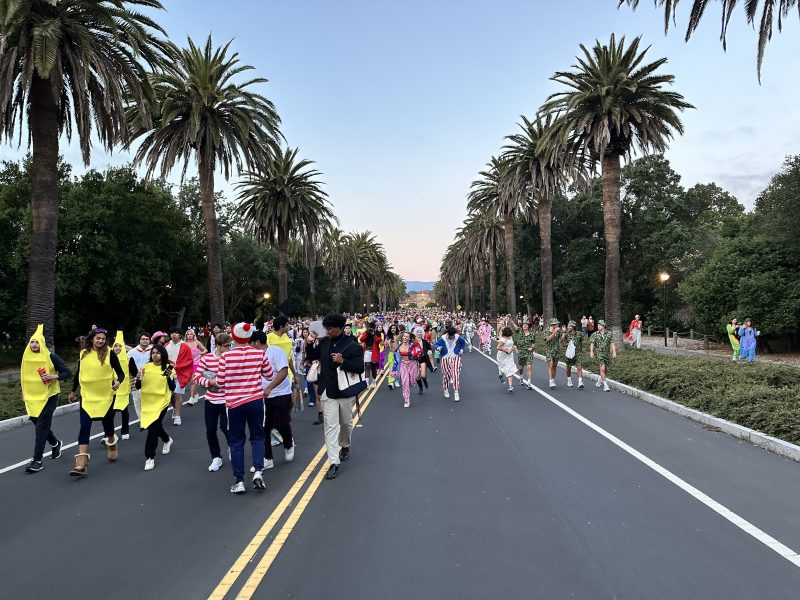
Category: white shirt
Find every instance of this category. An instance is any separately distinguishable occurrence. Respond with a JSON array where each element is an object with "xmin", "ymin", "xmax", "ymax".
[{"xmin": 263, "ymin": 346, "xmax": 292, "ymax": 398}]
